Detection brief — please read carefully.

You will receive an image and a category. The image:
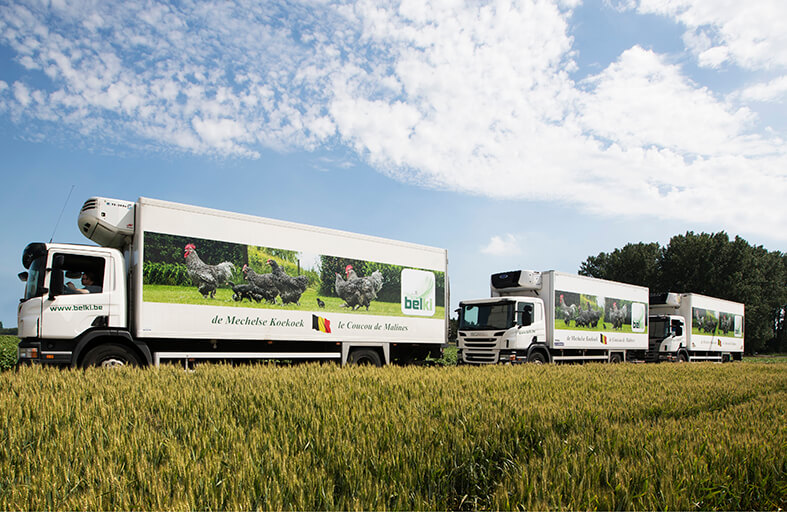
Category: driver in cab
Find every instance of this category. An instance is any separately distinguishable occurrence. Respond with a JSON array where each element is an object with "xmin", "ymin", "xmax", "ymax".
[{"xmin": 65, "ymin": 271, "xmax": 102, "ymax": 294}]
